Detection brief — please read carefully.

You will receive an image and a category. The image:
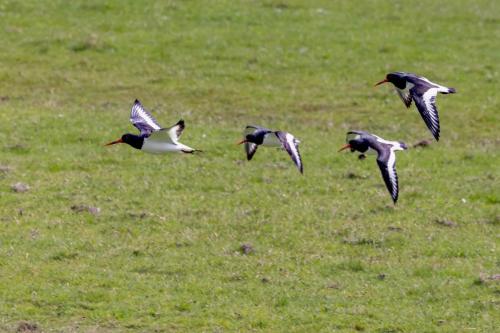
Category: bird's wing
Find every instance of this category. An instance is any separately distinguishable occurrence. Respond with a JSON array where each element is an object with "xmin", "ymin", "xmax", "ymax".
[
  {"xmin": 145, "ymin": 128, "xmax": 175, "ymax": 144},
  {"xmin": 396, "ymin": 87, "xmax": 413, "ymax": 107},
  {"xmin": 145, "ymin": 120, "xmax": 185, "ymax": 145},
  {"xmin": 411, "ymin": 87, "xmax": 440, "ymax": 141},
  {"xmin": 346, "ymin": 131, "xmax": 365, "ymax": 142},
  {"xmin": 376, "ymin": 147, "xmax": 399, "ymax": 203},
  {"xmin": 245, "ymin": 142, "xmax": 258, "ymax": 161},
  {"xmin": 276, "ymin": 131, "xmax": 303, "ymax": 174},
  {"xmin": 243, "ymin": 125, "xmax": 270, "ymax": 161},
  {"xmin": 165, "ymin": 120, "xmax": 185, "ymax": 144},
  {"xmin": 130, "ymin": 99, "xmax": 162, "ymax": 136},
  {"xmin": 244, "ymin": 125, "xmax": 271, "ymax": 135}
]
